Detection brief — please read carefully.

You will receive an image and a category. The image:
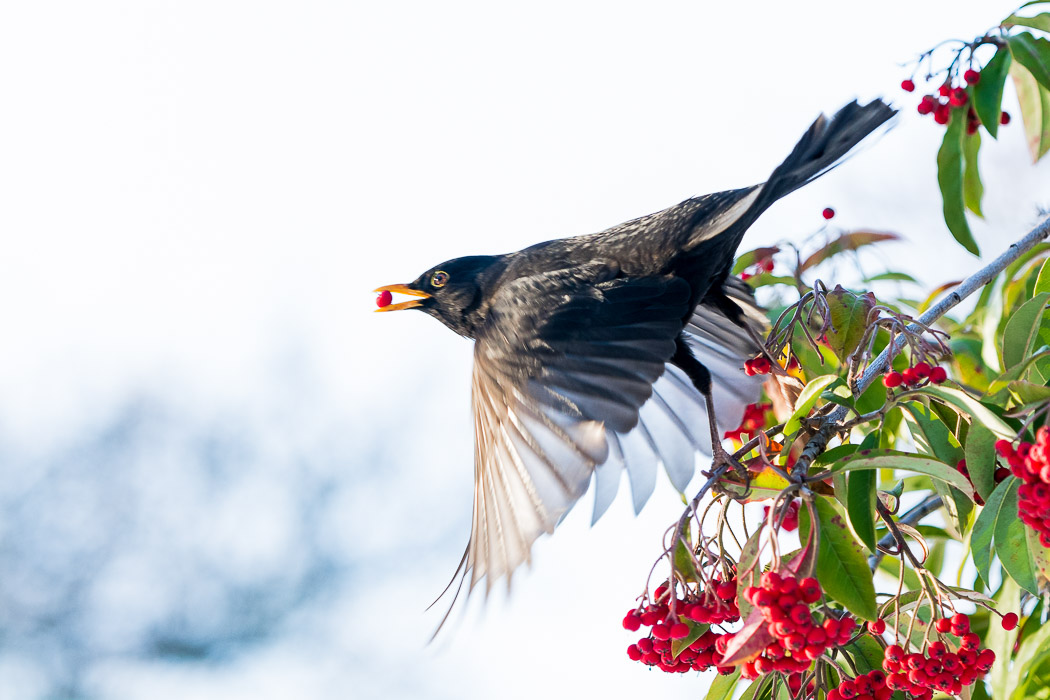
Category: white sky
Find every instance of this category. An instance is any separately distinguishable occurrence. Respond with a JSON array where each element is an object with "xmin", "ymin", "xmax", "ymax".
[{"xmin": 1, "ymin": 2, "xmax": 1048, "ymax": 699}]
